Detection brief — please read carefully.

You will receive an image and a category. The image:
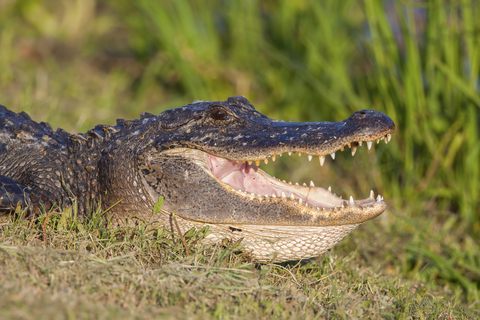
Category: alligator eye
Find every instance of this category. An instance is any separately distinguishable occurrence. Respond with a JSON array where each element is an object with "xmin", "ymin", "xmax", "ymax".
[{"xmin": 210, "ymin": 108, "xmax": 227, "ymax": 120}]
